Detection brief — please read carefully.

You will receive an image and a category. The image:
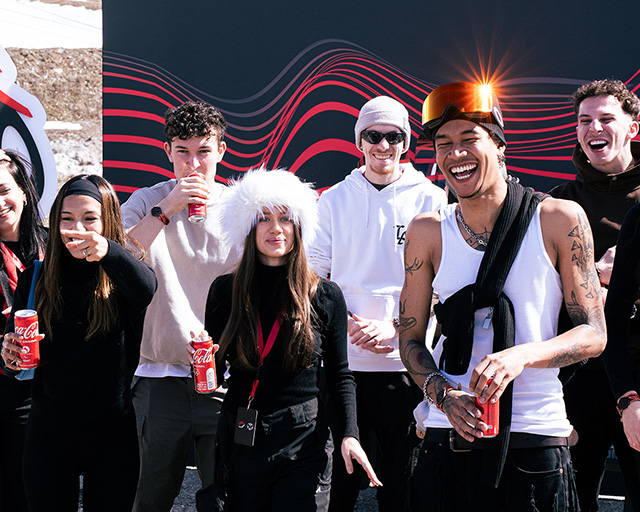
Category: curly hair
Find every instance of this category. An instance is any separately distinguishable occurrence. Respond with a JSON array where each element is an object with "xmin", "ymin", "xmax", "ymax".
[
  {"xmin": 573, "ymin": 79, "xmax": 640, "ymax": 120},
  {"xmin": 164, "ymin": 101, "xmax": 227, "ymax": 146}
]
